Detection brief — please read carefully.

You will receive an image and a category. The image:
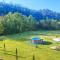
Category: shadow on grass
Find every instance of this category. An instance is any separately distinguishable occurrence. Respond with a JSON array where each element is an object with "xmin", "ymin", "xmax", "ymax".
[
  {"xmin": 42, "ymin": 41, "xmax": 52, "ymax": 45},
  {"xmin": 33, "ymin": 41, "xmax": 52, "ymax": 45}
]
